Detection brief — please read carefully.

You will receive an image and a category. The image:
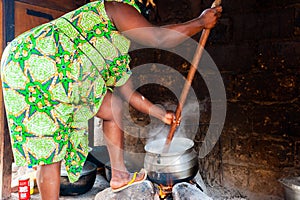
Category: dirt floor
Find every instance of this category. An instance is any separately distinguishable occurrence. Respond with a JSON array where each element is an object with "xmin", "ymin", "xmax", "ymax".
[
  {"xmin": 11, "ymin": 173, "xmax": 110, "ymax": 200},
  {"xmin": 11, "ymin": 165, "xmax": 283, "ymax": 200}
]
